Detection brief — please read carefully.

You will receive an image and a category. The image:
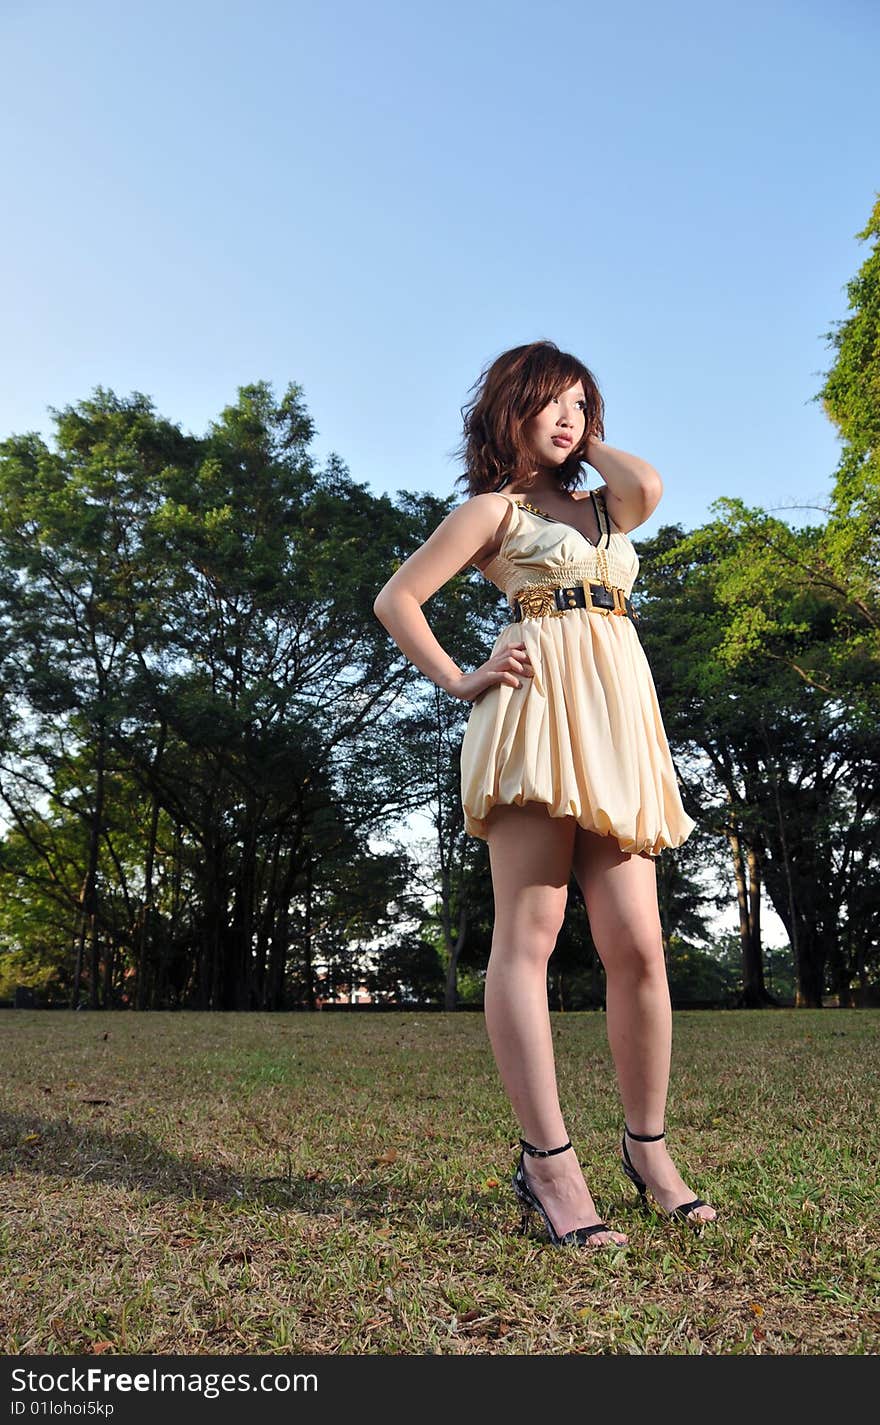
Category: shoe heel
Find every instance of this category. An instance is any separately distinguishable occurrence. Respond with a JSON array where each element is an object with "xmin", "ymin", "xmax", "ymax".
[
  {"xmin": 623, "ymin": 1162, "xmax": 649, "ymax": 1203},
  {"xmin": 512, "ymin": 1172, "xmax": 534, "ymax": 1234},
  {"xmin": 621, "ymin": 1124, "xmax": 714, "ymax": 1224},
  {"xmin": 511, "ymin": 1138, "xmax": 620, "ymax": 1249},
  {"xmin": 621, "ymin": 1131, "xmax": 649, "ymax": 1203}
]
